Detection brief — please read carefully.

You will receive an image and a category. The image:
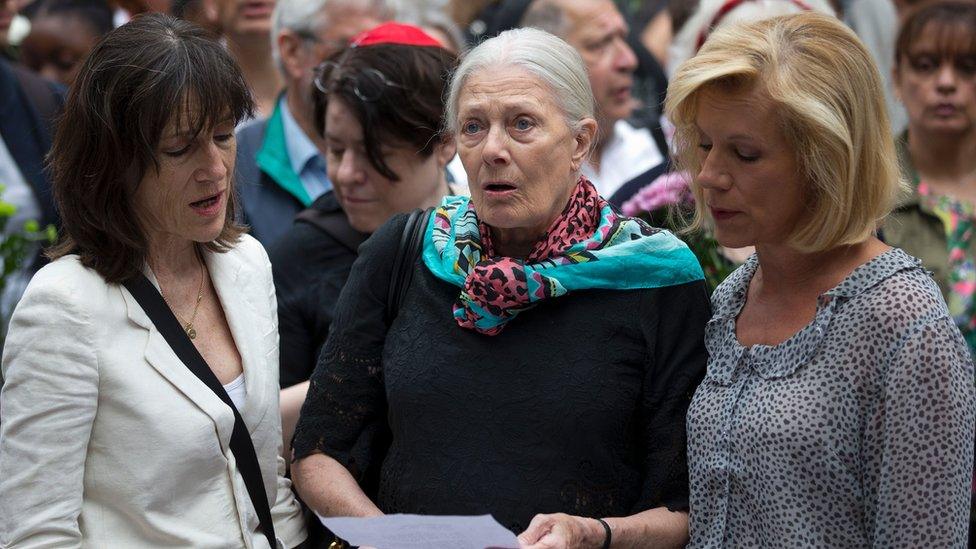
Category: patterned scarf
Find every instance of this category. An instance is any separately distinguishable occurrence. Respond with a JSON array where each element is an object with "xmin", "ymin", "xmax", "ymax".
[{"xmin": 422, "ymin": 177, "xmax": 705, "ymax": 335}]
